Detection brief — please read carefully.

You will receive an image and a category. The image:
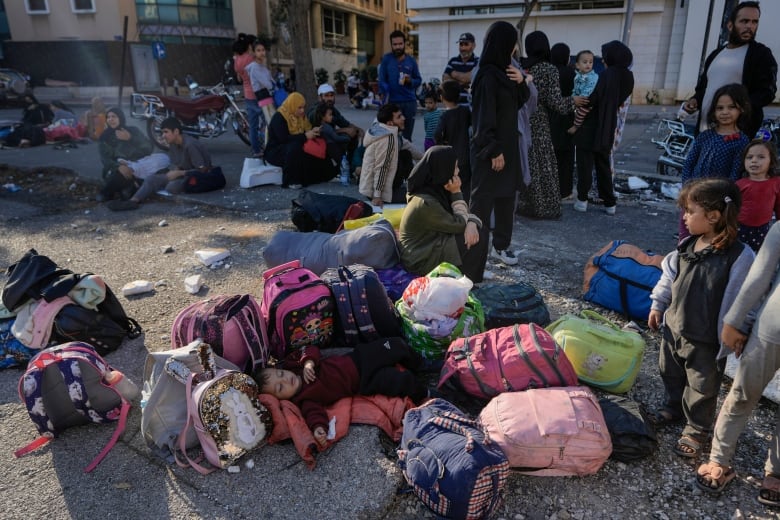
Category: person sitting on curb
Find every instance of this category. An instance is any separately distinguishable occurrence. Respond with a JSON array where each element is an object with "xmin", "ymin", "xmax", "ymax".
[
  {"xmin": 359, "ymin": 103, "xmax": 422, "ymax": 208},
  {"xmin": 97, "ymin": 107, "xmax": 170, "ymax": 203},
  {"xmin": 307, "ymin": 83, "xmax": 363, "ymax": 163},
  {"xmin": 107, "ymin": 117, "xmax": 212, "ymax": 211}
]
